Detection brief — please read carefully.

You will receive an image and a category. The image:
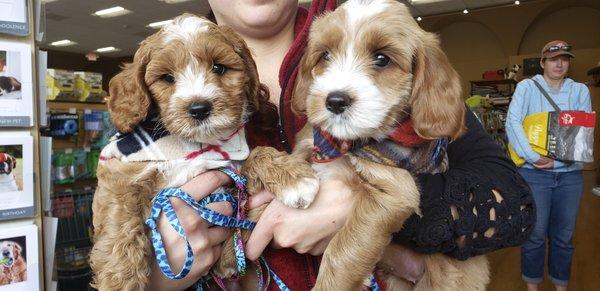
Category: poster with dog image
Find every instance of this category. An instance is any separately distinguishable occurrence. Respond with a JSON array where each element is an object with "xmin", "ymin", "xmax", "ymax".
[
  {"xmin": 0, "ymin": 41, "xmax": 33, "ymax": 127},
  {"xmin": 0, "ymin": 133, "xmax": 33, "ymax": 220},
  {"xmin": 0, "ymin": 225, "xmax": 38, "ymax": 290}
]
